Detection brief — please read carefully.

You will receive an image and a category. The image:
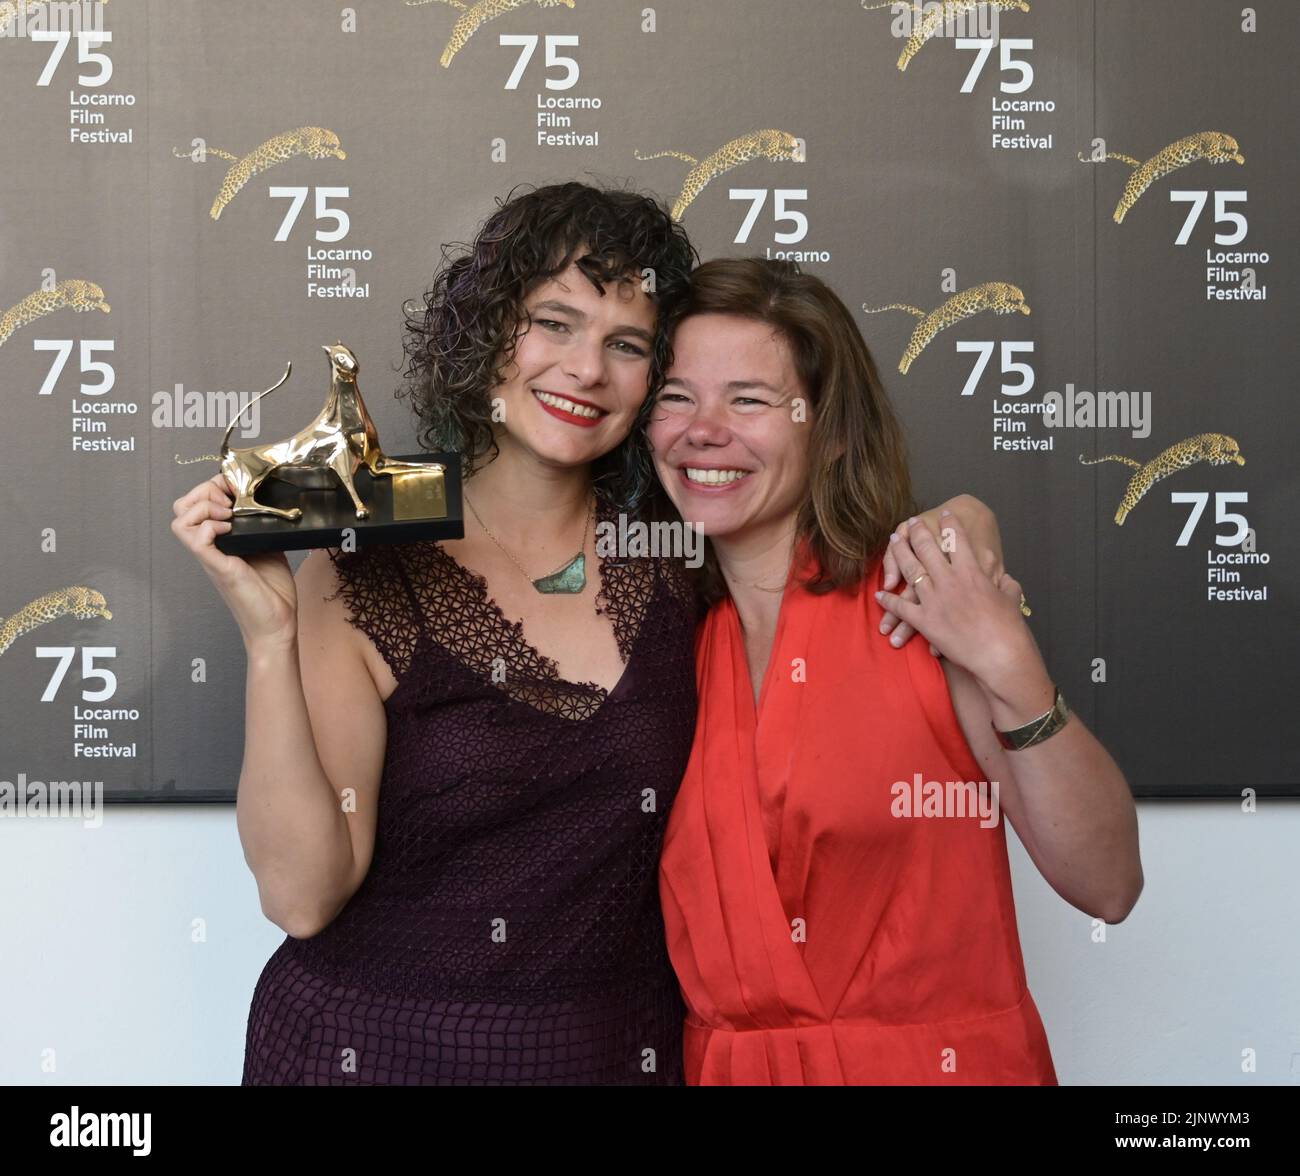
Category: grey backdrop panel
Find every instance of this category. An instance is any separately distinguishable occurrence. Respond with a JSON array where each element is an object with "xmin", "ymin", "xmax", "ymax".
[{"xmin": 0, "ymin": 0, "xmax": 1294, "ymax": 800}]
